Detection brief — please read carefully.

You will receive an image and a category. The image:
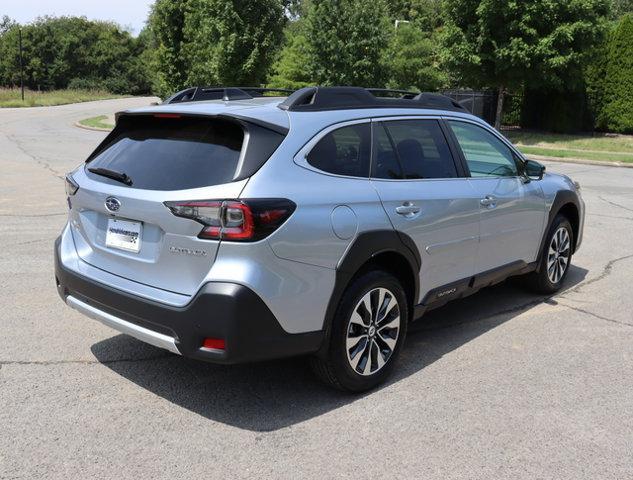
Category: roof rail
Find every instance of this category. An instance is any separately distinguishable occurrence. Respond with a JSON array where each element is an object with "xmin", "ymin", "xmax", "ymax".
[
  {"xmin": 277, "ymin": 86, "xmax": 468, "ymax": 113},
  {"xmin": 163, "ymin": 87, "xmax": 296, "ymax": 104}
]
